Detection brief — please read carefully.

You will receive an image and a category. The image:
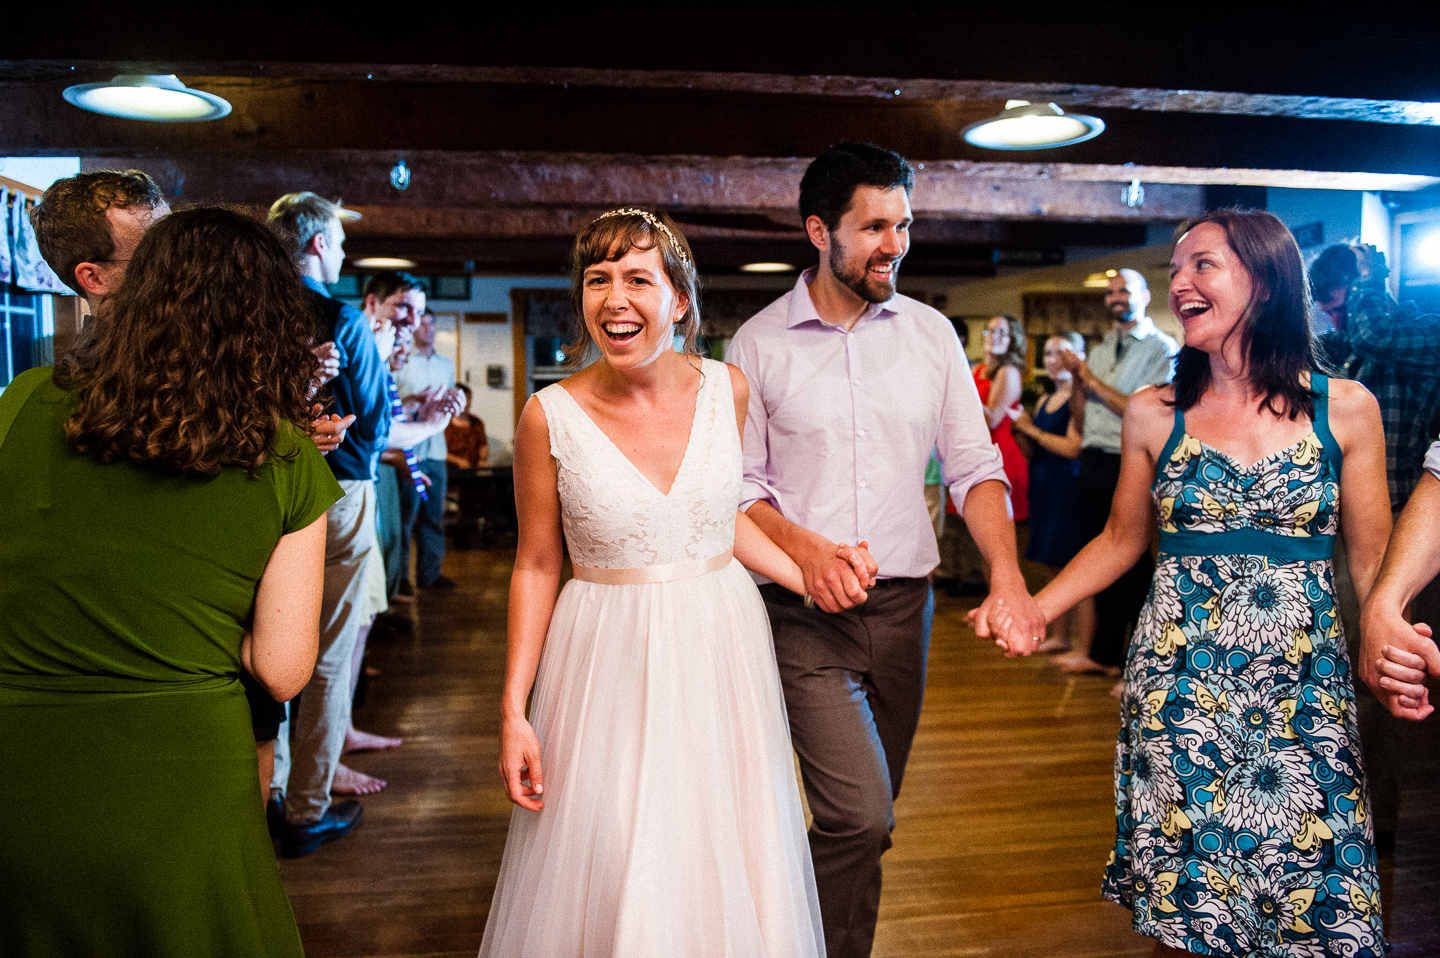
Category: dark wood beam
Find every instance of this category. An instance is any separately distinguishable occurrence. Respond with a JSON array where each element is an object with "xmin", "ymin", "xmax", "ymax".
[
  {"xmin": 7, "ymin": 78, "xmax": 1440, "ymax": 176},
  {"xmin": 9, "ymin": 62, "xmax": 1439, "ymax": 128},
  {"xmin": 90, "ymin": 152, "xmax": 1209, "ymax": 223}
]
